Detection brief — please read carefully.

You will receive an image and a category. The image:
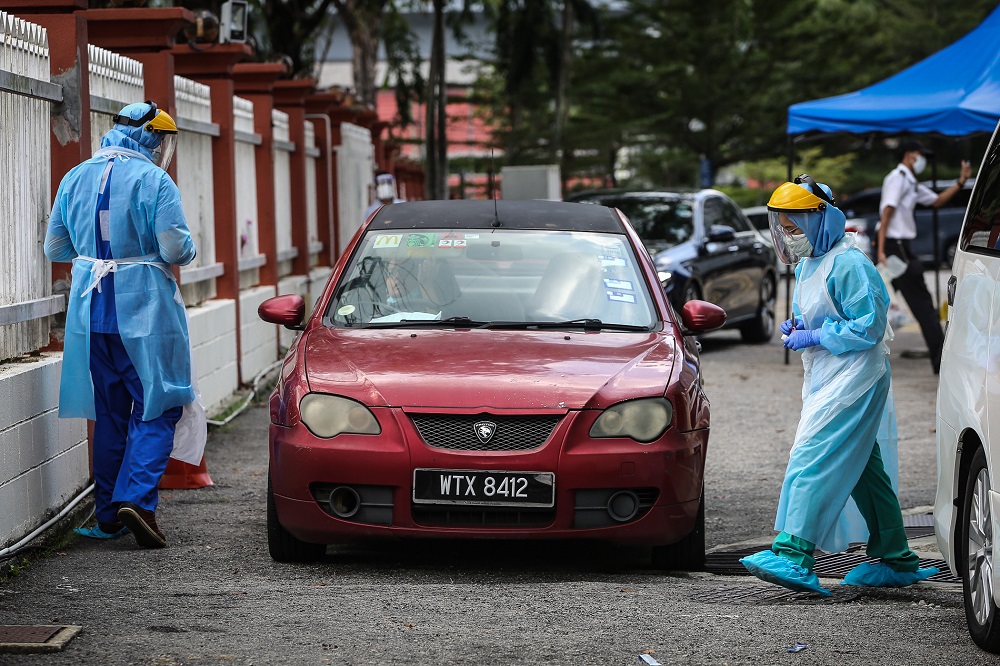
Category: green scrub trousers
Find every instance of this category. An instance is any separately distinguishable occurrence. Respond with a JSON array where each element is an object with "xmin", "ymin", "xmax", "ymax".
[{"xmin": 771, "ymin": 441, "xmax": 920, "ymax": 572}]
